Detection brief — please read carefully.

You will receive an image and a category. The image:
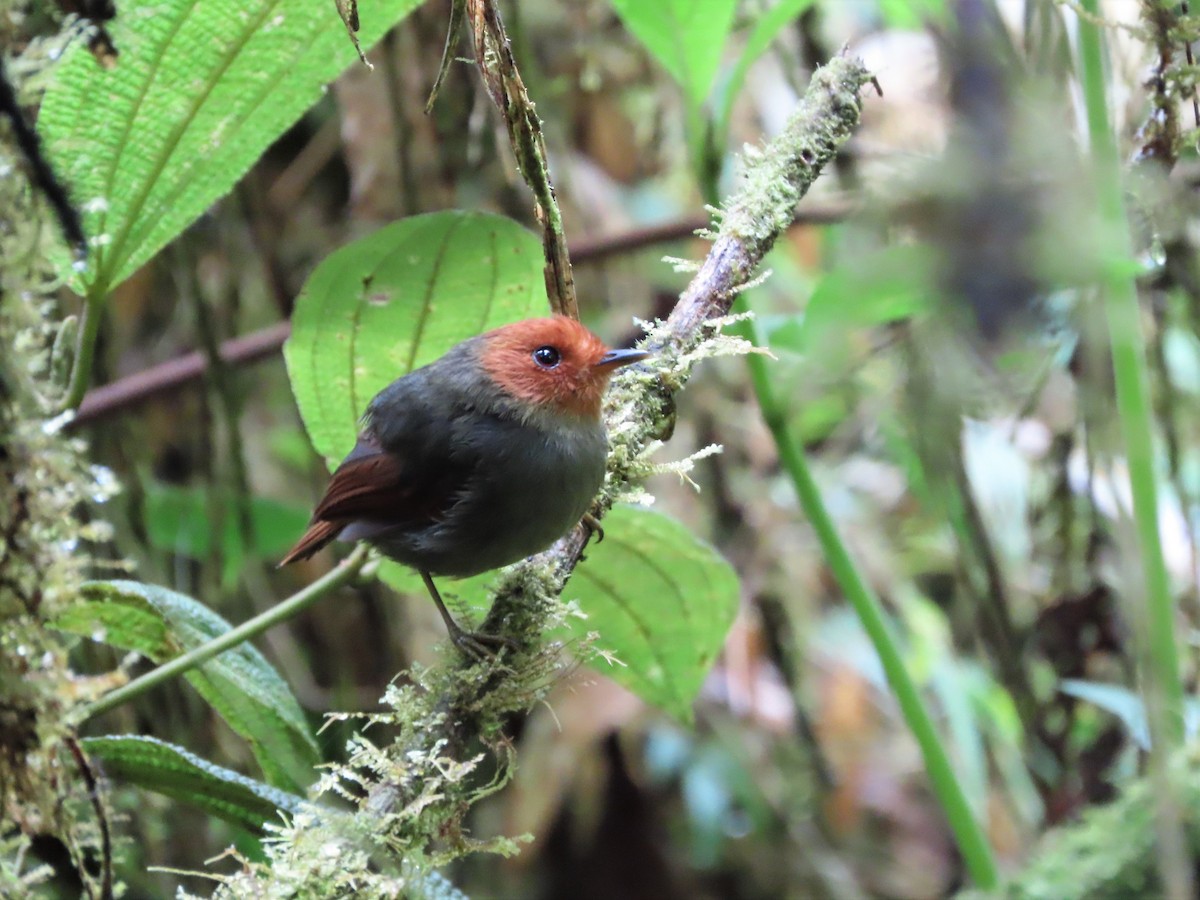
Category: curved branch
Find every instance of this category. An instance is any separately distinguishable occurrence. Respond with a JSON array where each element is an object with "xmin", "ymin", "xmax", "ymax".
[{"xmin": 68, "ymin": 201, "xmax": 853, "ymax": 428}]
